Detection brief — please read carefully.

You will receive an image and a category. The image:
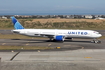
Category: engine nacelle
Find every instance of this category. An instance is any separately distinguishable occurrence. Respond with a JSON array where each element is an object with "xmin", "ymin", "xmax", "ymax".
[{"xmin": 54, "ymin": 35, "xmax": 64, "ymax": 41}]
